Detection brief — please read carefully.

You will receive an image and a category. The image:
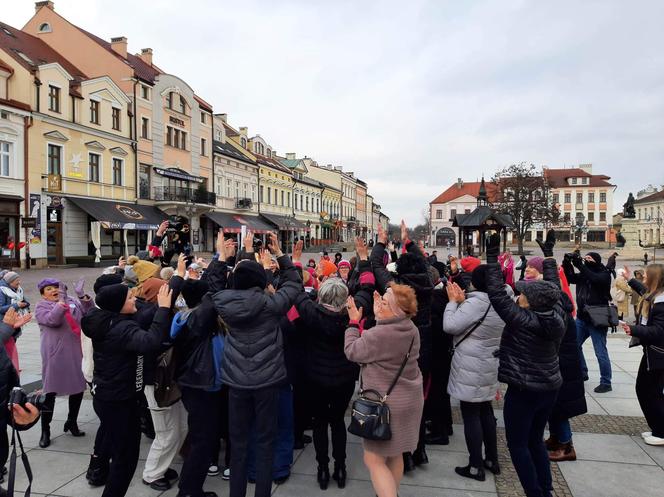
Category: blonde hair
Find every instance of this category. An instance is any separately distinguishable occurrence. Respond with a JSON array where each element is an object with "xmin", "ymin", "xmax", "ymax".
[
  {"xmin": 640, "ymin": 264, "xmax": 664, "ymax": 320},
  {"xmin": 389, "ymin": 283, "xmax": 418, "ymax": 317}
]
